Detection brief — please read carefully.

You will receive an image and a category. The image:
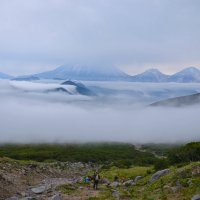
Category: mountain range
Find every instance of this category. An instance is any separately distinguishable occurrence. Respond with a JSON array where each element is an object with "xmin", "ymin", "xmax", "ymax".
[{"xmin": 1, "ymin": 65, "xmax": 200, "ymax": 83}]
